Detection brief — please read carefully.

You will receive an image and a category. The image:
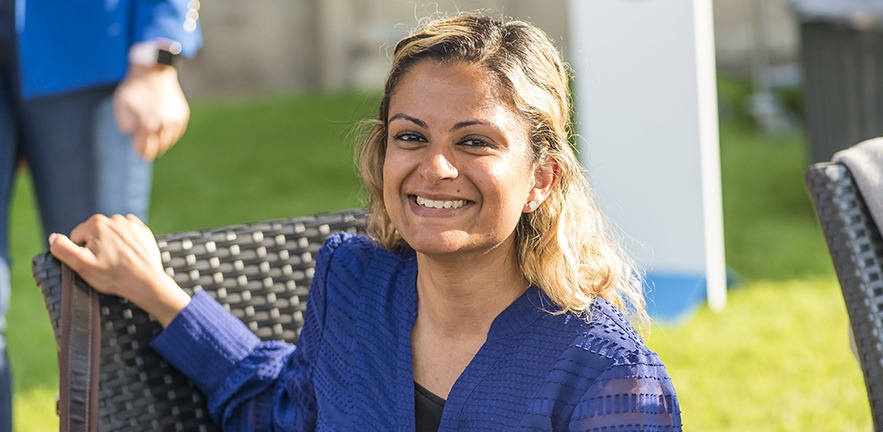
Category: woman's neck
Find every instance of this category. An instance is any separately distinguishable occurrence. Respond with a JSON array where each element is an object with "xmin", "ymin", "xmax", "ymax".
[
  {"xmin": 410, "ymin": 244, "xmax": 530, "ymax": 399},
  {"xmin": 413, "ymin": 245, "xmax": 528, "ymax": 337}
]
